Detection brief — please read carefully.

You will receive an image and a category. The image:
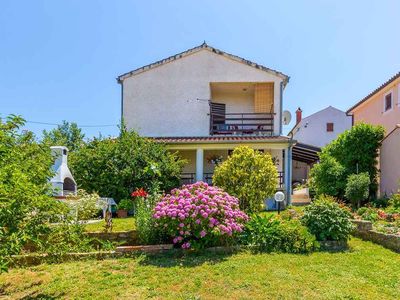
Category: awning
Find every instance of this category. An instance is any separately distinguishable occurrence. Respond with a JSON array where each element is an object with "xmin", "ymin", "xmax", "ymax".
[{"xmin": 292, "ymin": 143, "xmax": 320, "ymax": 164}]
